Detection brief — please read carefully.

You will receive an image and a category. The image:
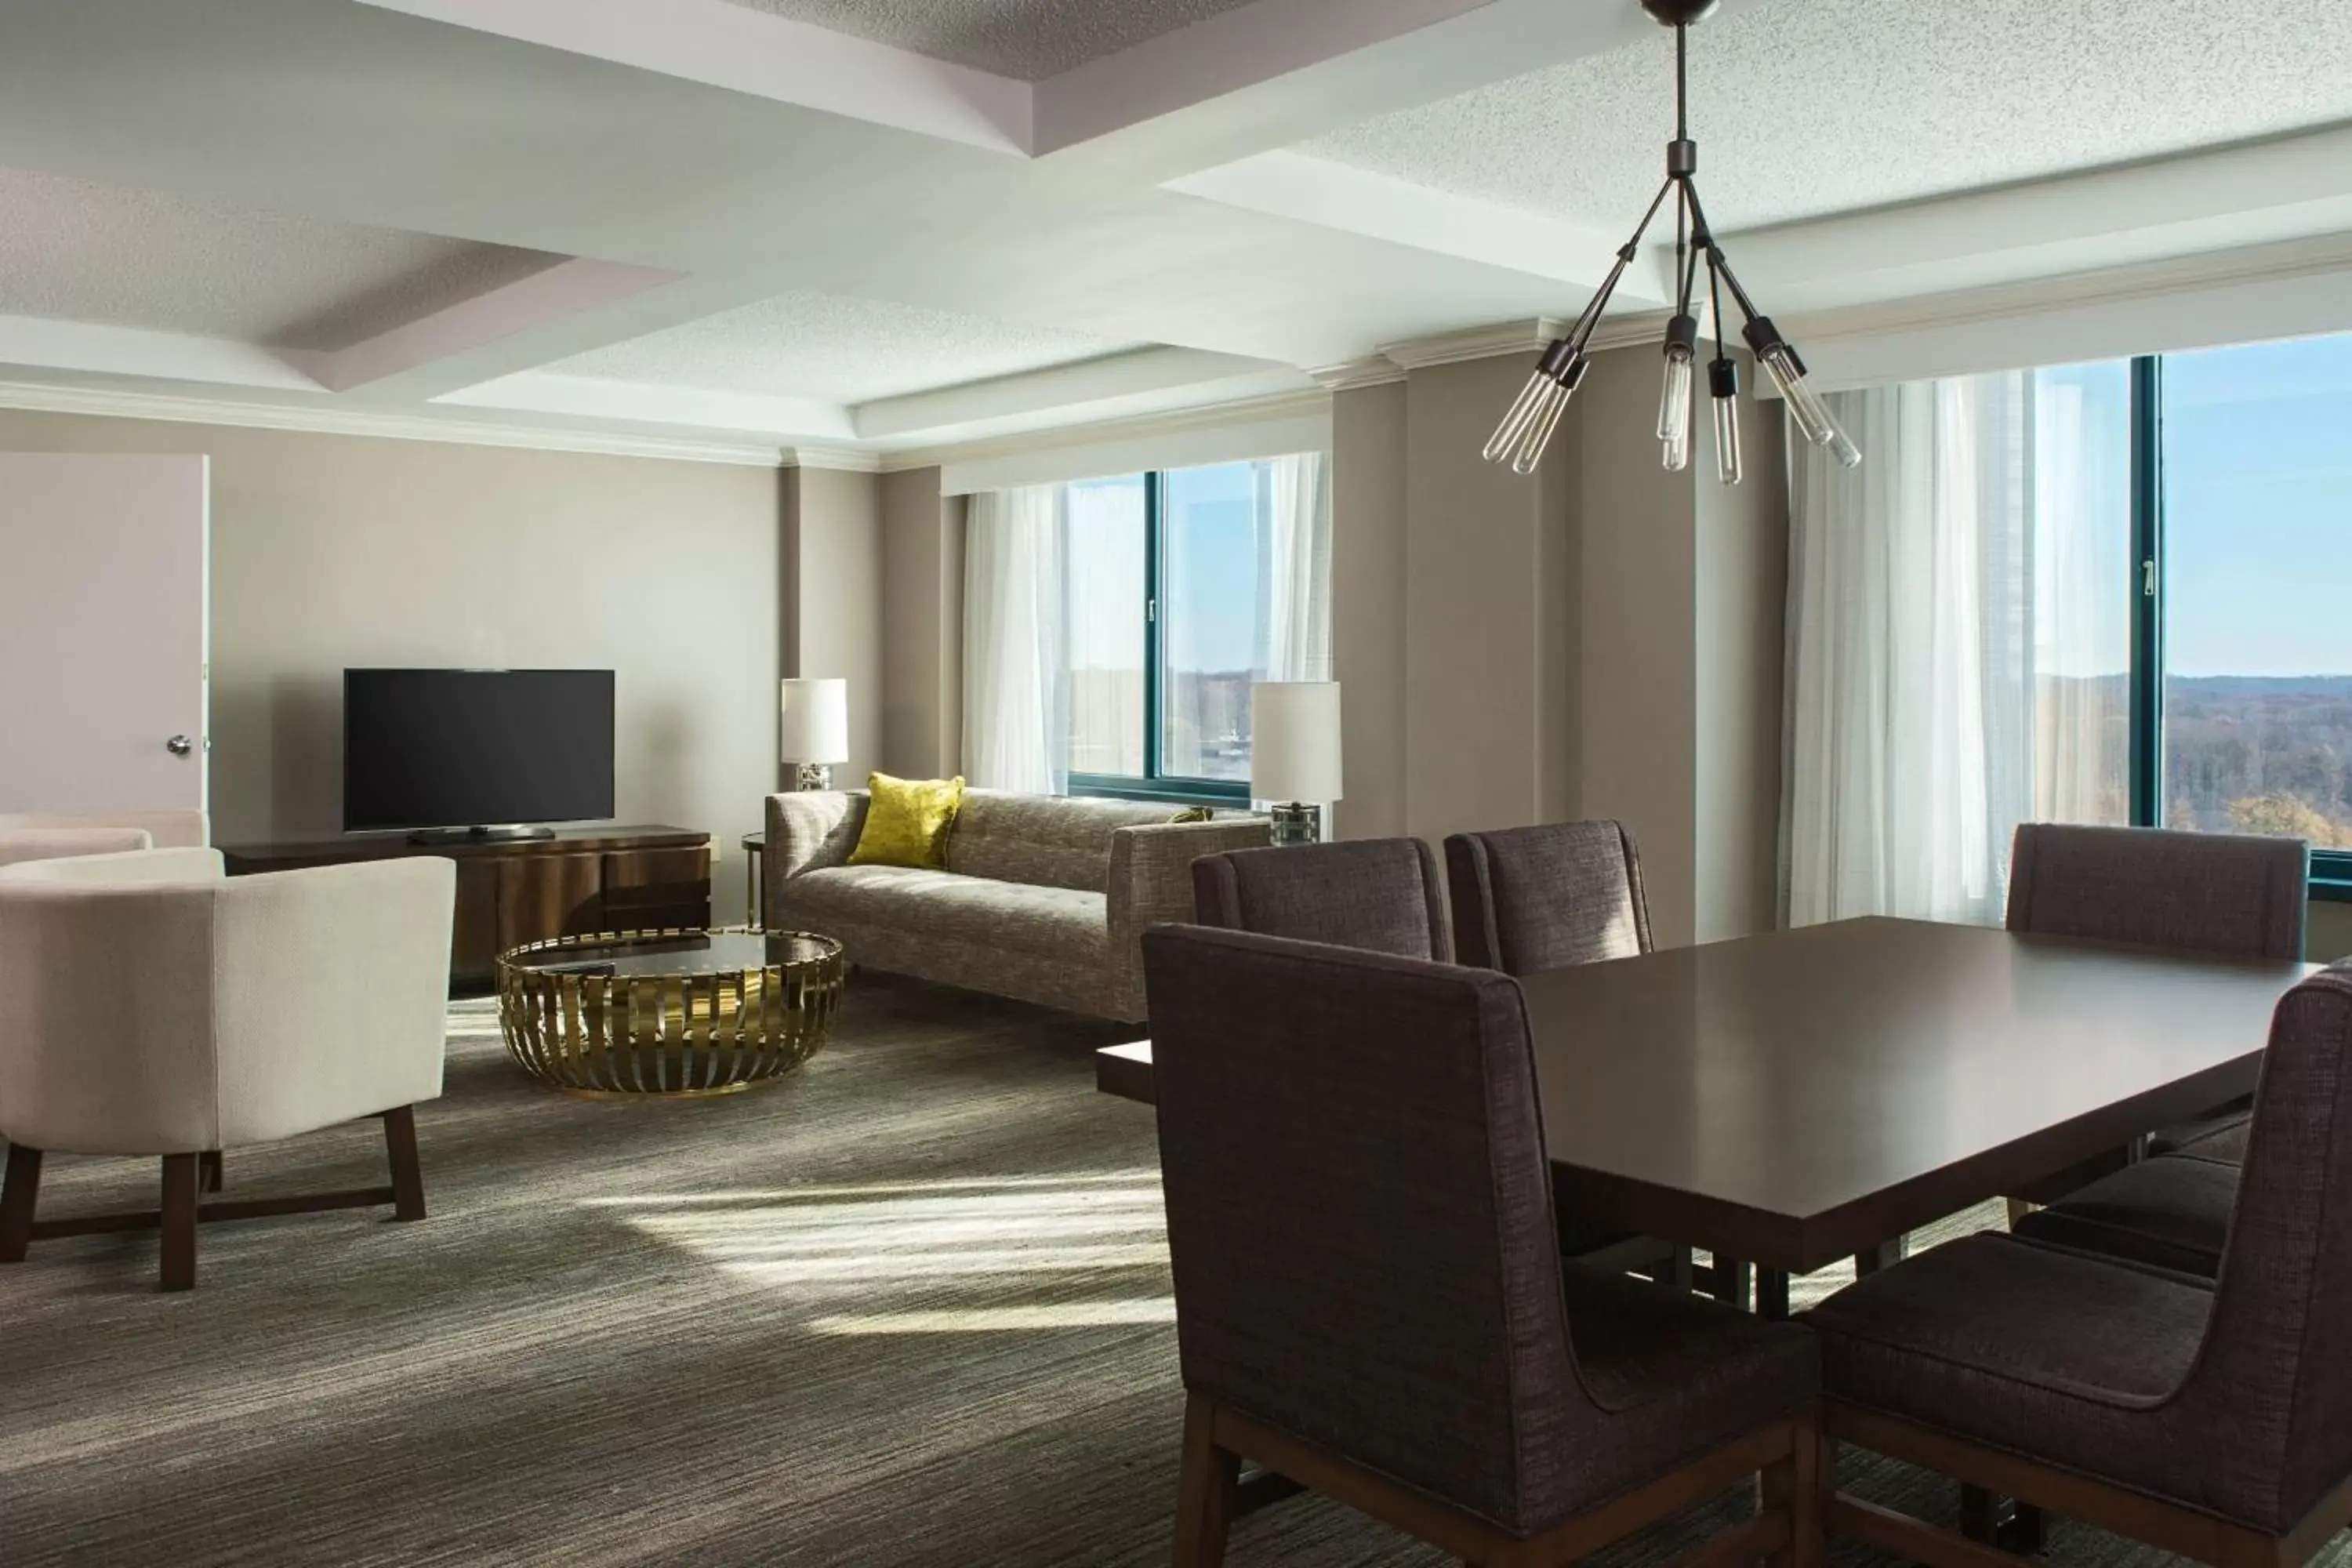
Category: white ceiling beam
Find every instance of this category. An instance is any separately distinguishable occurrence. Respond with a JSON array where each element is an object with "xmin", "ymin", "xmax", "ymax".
[
  {"xmin": 851, "ymin": 346, "xmax": 1308, "ymax": 441},
  {"xmin": 350, "ymin": 0, "xmax": 1031, "ymax": 154},
  {"xmin": 1033, "ymin": 0, "xmax": 1767, "ymax": 180},
  {"xmin": 1165, "ymin": 151, "xmax": 1672, "ymax": 303},
  {"xmin": 1723, "ymin": 123, "xmax": 2352, "ymax": 316},
  {"xmin": 0, "ymin": 315, "xmax": 325, "ymax": 393},
  {"xmin": 320, "ymin": 258, "xmax": 683, "ymax": 394}
]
